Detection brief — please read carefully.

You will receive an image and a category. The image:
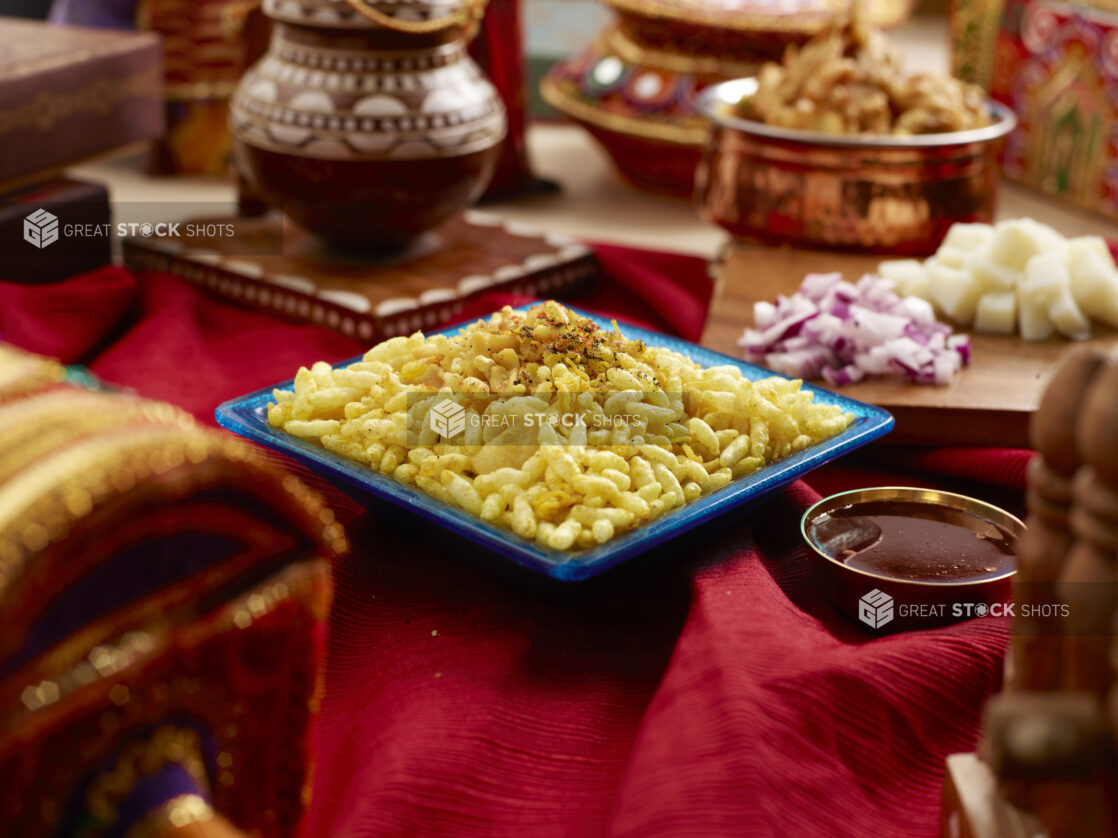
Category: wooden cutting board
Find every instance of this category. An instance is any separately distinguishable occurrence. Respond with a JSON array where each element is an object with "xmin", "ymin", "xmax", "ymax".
[{"xmin": 702, "ymin": 244, "xmax": 1118, "ymax": 447}]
